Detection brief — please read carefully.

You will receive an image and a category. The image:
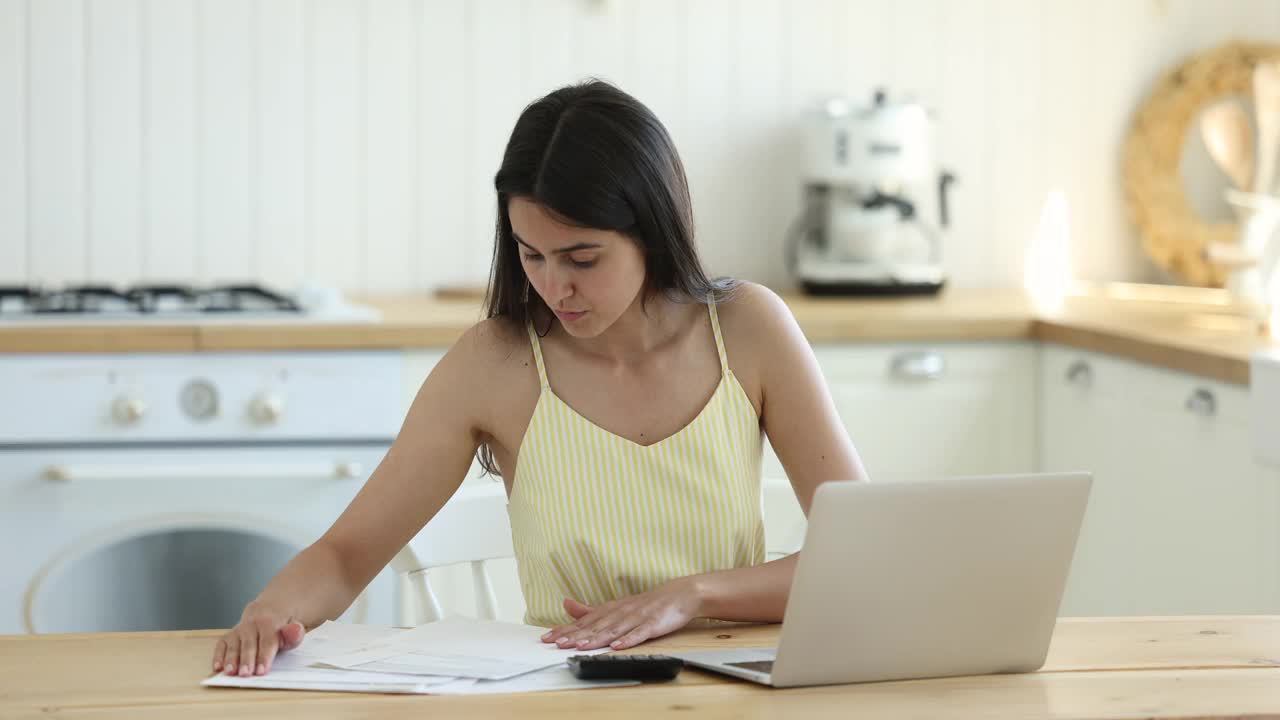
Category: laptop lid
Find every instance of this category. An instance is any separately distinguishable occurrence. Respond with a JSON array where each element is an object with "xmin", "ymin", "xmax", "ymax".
[{"xmin": 769, "ymin": 472, "xmax": 1092, "ymax": 688}]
